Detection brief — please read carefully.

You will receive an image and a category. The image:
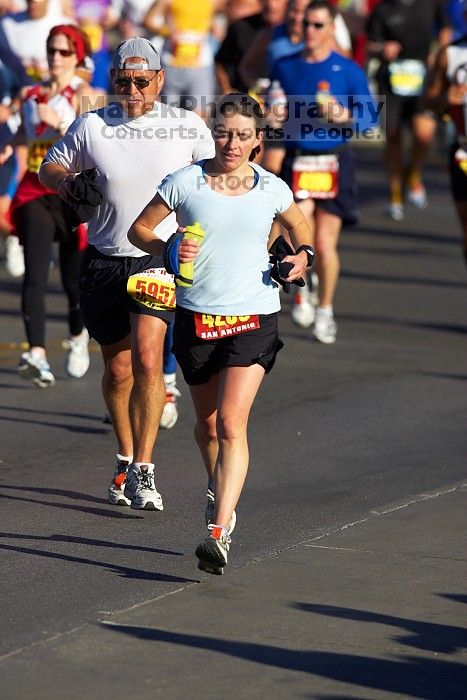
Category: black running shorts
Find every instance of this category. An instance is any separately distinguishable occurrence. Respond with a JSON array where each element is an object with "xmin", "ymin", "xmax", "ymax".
[
  {"xmin": 79, "ymin": 245, "xmax": 174, "ymax": 346},
  {"xmin": 172, "ymin": 306, "xmax": 284, "ymax": 386}
]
